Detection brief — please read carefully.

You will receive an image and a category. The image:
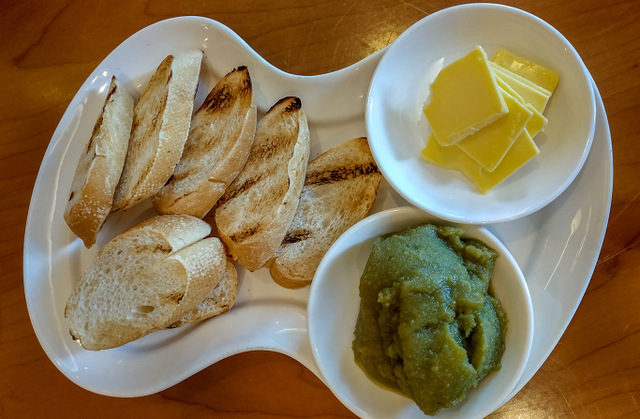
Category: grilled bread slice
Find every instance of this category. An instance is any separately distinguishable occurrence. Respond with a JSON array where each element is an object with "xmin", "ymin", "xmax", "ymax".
[
  {"xmin": 112, "ymin": 50, "xmax": 203, "ymax": 212},
  {"xmin": 64, "ymin": 215, "xmax": 226, "ymax": 350},
  {"xmin": 153, "ymin": 66, "xmax": 256, "ymax": 218},
  {"xmin": 64, "ymin": 76, "xmax": 134, "ymax": 247},
  {"xmin": 214, "ymin": 97, "xmax": 310, "ymax": 271},
  {"xmin": 269, "ymin": 137, "xmax": 382, "ymax": 288},
  {"xmin": 168, "ymin": 258, "xmax": 238, "ymax": 328}
]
